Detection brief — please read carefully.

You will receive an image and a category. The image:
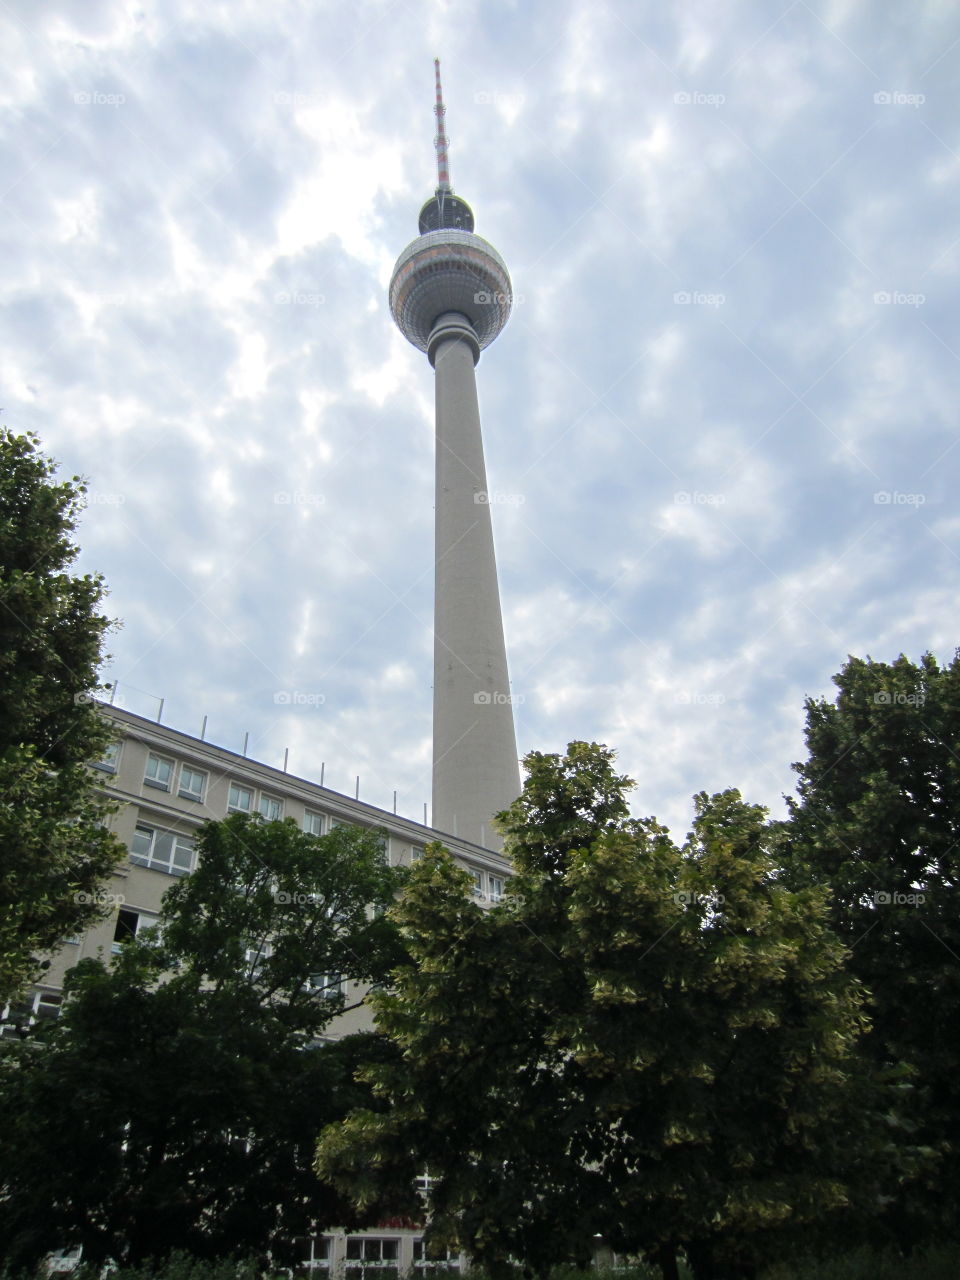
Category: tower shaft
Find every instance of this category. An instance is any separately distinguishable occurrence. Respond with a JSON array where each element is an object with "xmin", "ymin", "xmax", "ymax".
[{"xmin": 431, "ymin": 316, "xmax": 519, "ymax": 847}]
